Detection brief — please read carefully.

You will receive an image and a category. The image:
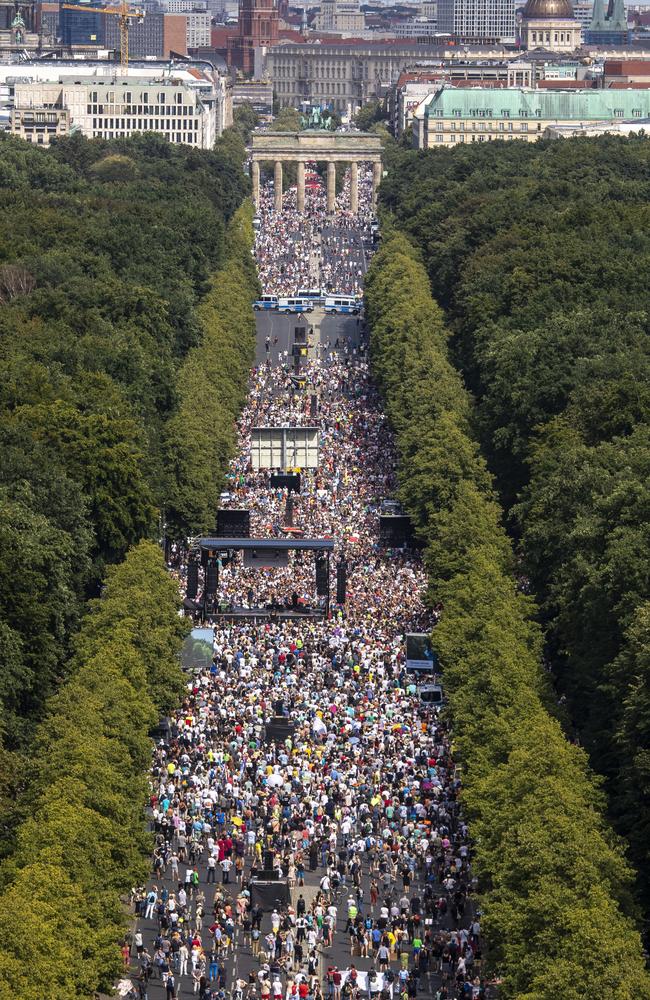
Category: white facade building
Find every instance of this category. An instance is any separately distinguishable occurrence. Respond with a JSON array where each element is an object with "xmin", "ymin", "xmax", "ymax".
[
  {"xmin": 186, "ymin": 10, "xmax": 212, "ymax": 46},
  {"xmin": 437, "ymin": 0, "xmax": 515, "ymax": 40},
  {"xmin": 573, "ymin": 0, "xmax": 594, "ymax": 28},
  {"xmin": 315, "ymin": 0, "xmax": 365, "ymax": 32},
  {"xmin": 5, "ymin": 64, "xmax": 232, "ymax": 147},
  {"xmin": 391, "ymin": 20, "xmax": 440, "ymax": 37},
  {"xmin": 159, "ymin": 0, "xmax": 207, "ymax": 9}
]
